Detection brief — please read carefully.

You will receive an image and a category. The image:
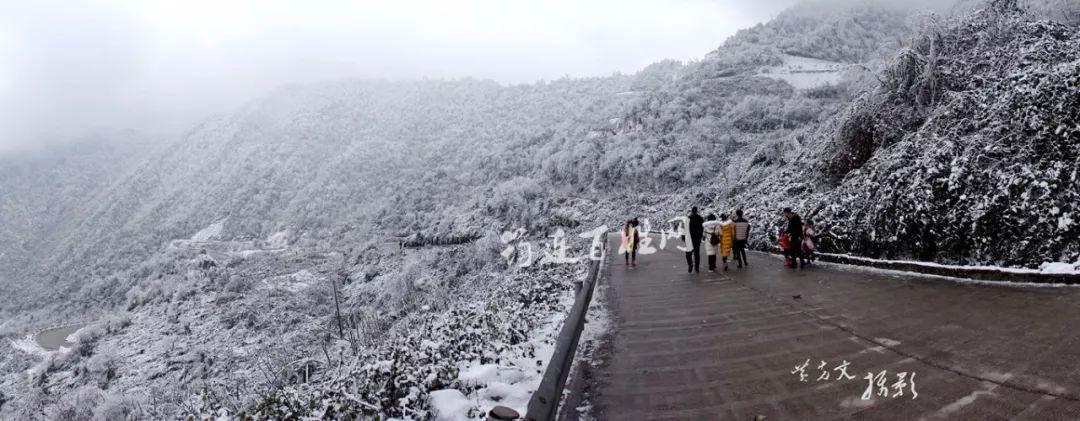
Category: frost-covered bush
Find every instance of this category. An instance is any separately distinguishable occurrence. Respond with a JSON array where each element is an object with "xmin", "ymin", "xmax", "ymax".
[
  {"xmin": 124, "ymin": 278, "xmax": 171, "ymax": 310},
  {"xmin": 90, "ymin": 393, "xmax": 144, "ymax": 421},
  {"xmin": 85, "ymin": 349, "xmax": 119, "ymax": 387},
  {"xmin": 723, "ymin": 0, "xmax": 915, "ymax": 63},
  {"xmin": 101, "ymin": 313, "xmax": 132, "ymax": 334},
  {"xmin": 223, "ymin": 275, "xmax": 253, "ymax": 293},
  {"xmin": 191, "ymin": 262, "xmax": 582, "ymax": 420},
  {"xmin": 68, "ymin": 326, "xmax": 105, "ymax": 358},
  {"xmin": 218, "ymin": 303, "xmax": 260, "ymax": 330},
  {"xmin": 731, "ymin": 5, "xmax": 1080, "ymax": 266},
  {"xmin": 52, "ymin": 385, "xmax": 103, "ymax": 421}
]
